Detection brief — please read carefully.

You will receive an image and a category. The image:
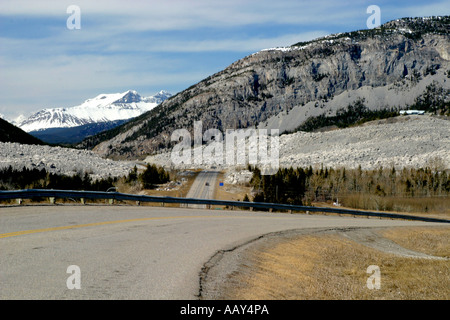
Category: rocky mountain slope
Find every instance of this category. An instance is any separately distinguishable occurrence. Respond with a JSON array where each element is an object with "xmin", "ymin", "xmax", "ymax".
[
  {"xmin": 81, "ymin": 16, "xmax": 449, "ymax": 160},
  {"xmin": 0, "ymin": 117, "xmax": 44, "ymax": 145}
]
